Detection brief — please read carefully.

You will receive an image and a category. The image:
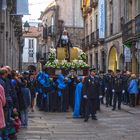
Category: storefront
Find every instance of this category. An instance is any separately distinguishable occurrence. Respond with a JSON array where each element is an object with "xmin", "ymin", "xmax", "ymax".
[{"xmin": 108, "ymin": 47, "xmax": 118, "ymax": 72}]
